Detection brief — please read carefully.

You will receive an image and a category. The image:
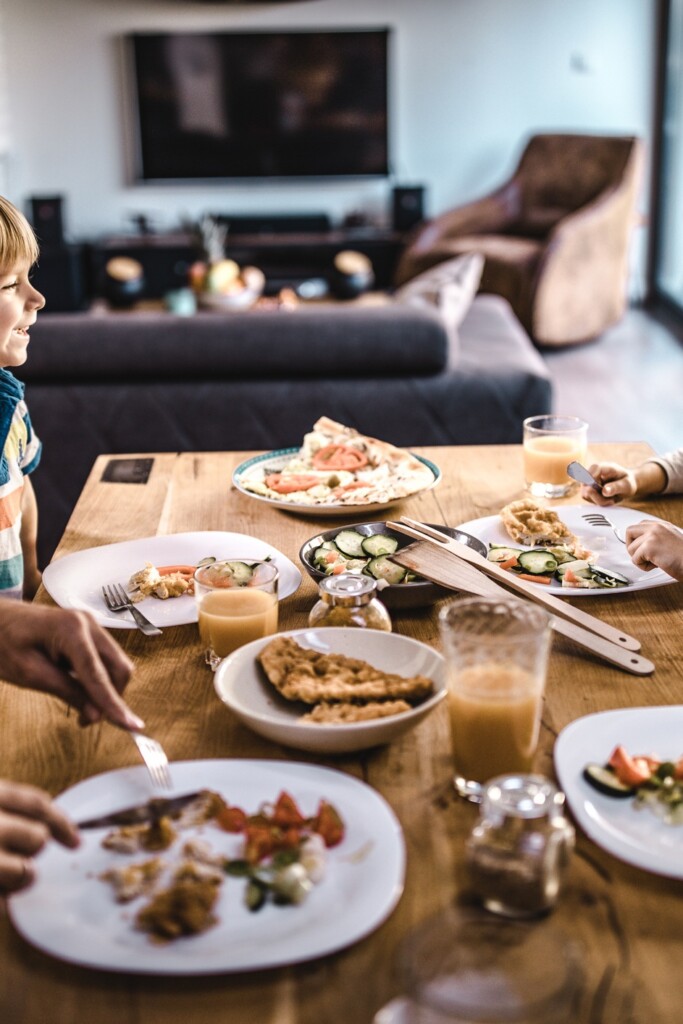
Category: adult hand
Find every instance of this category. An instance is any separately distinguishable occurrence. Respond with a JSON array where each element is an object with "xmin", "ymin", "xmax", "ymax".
[
  {"xmin": 0, "ymin": 600, "xmax": 143, "ymax": 730},
  {"xmin": 625, "ymin": 520, "xmax": 683, "ymax": 582},
  {"xmin": 0, "ymin": 779, "xmax": 79, "ymax": 893}
]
